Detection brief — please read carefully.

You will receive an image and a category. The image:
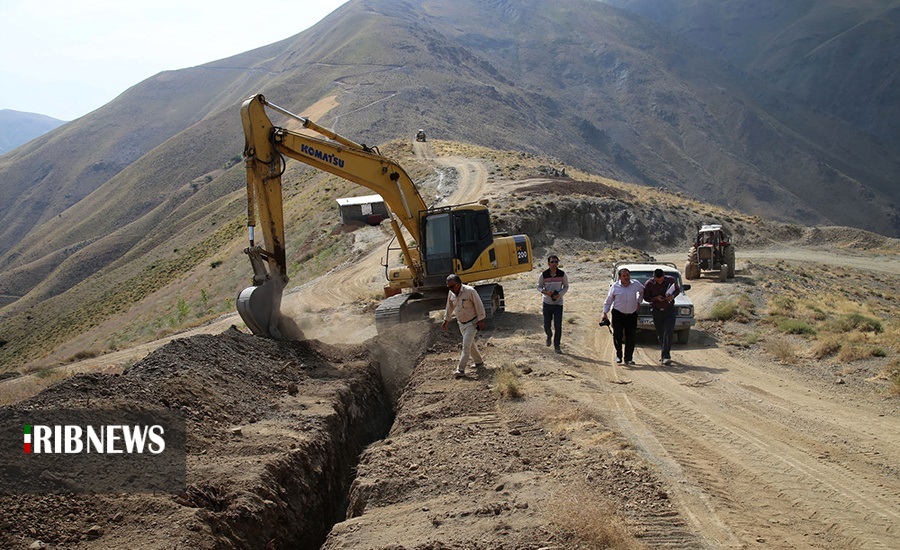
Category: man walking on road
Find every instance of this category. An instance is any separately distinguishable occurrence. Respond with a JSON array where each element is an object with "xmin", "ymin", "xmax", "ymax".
[
  {"xmin": 537, "ymin": 254, "xmax": 569, "ymax": 354},
  {"xmin": 601, "ymin": 268, "xmax": 644, "ymax": 365},
  {"xmin": 441, "ymin": 274, "xmax": 486, "ymax": 378},
  {"xmin": 643, "ymin": 268, "xmax": 680, "ymax": 365}
]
